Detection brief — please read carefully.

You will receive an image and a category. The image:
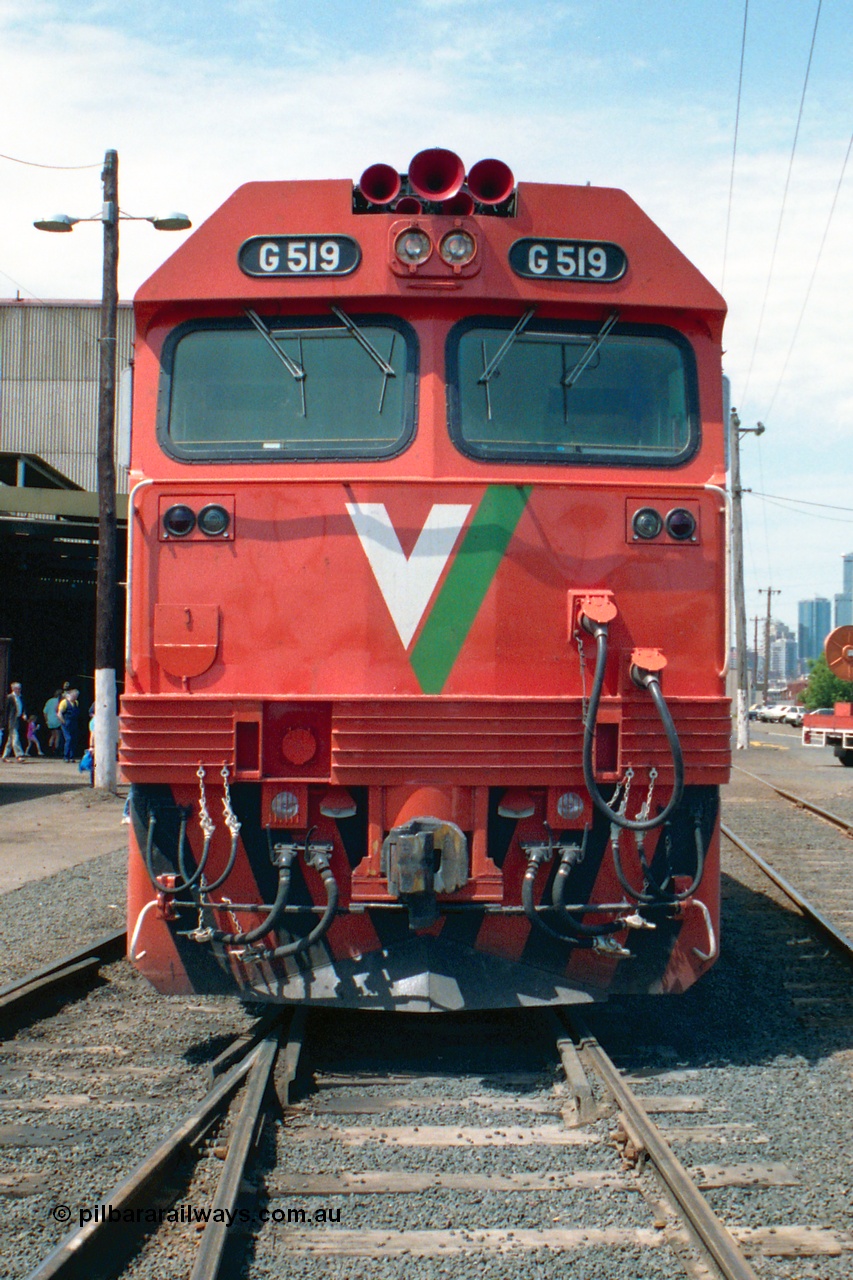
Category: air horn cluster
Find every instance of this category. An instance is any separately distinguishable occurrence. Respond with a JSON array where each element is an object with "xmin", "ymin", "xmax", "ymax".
[{"xmin": 354, "ymin": 149, "xmax": 515, "ymax": 216}]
